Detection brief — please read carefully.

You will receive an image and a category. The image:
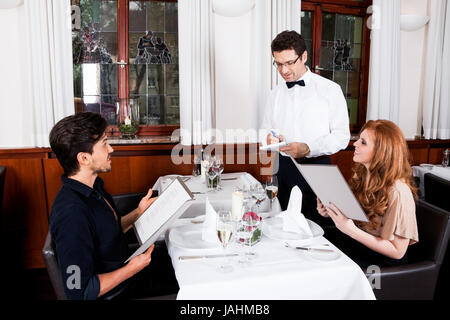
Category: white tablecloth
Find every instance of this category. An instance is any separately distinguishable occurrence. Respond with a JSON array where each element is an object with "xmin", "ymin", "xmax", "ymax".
[
  {"xmin": 166, "ymin": 219, "xmax": 375, "ymax": 300},
  {"xmin": 153, "ymin": 172, "xmax": 281, "ymax": 219},
  {"xmin": 412, "ymin": 165, "xmax": 450, "ymax": 197},
  {"xmin": 155, "ymin": 173, "xmax": 375, "ymax": 300}
]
